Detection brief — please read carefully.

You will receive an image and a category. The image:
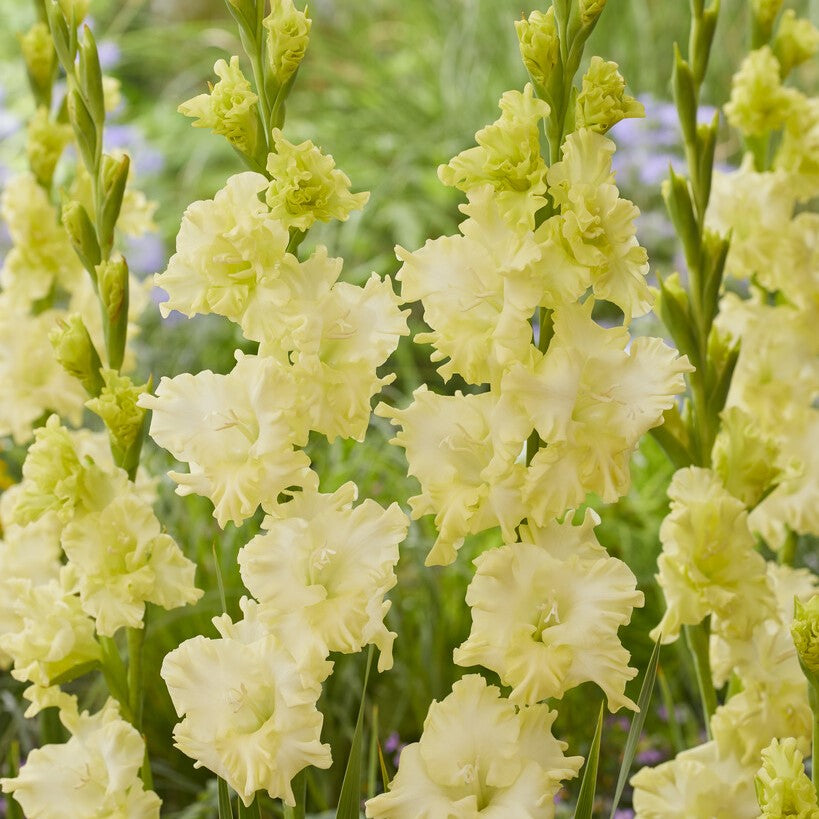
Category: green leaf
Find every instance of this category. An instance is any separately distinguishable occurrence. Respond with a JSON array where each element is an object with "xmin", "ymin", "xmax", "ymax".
[
  {"xmin": 609, "ymin": 638, "xmax": 663, "ymax": 818},
  {"xmin": 573, "ymin": 701, "xmax": 604, "ymax": 819},
  {"xmin": 217, "ymin": 777, "xmax": 234, "ymax": 819},
  {"xmin": 336, "ymin": 646, "xmax": 375, "ymax": 819},
  {"xmin": 237, "ymin": 793, "xmax": 261, "ymax": 819},
  {"xmin": 5, "ymin": 741, "xmax": 23, "ymax": 819}
]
